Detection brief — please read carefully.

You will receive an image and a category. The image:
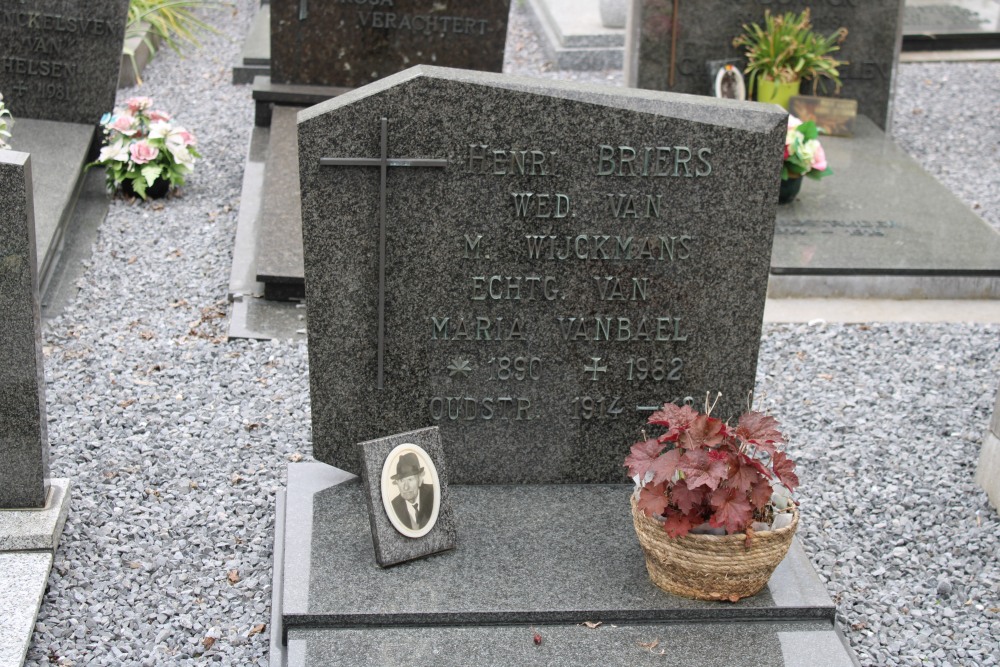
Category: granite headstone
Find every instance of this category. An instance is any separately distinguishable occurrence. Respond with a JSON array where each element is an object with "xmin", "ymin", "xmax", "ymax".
[
  {"xmin": 0, "ymin": 150, "xmax": 49, "ymax": 509},
  {"xmin": 624, "ymin": 0, "xmax": 905, "ymax": 130},
  {"xmin": 270, "ymin": 0, "xmax": 511, "ymax": 88},
  {"xmin": 0, "ymin": 0, "xmax": 130, "ymax": 125},
  {"xmin": 298, "ymin": 66, "xmax": 786, "ymax": 484}
]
